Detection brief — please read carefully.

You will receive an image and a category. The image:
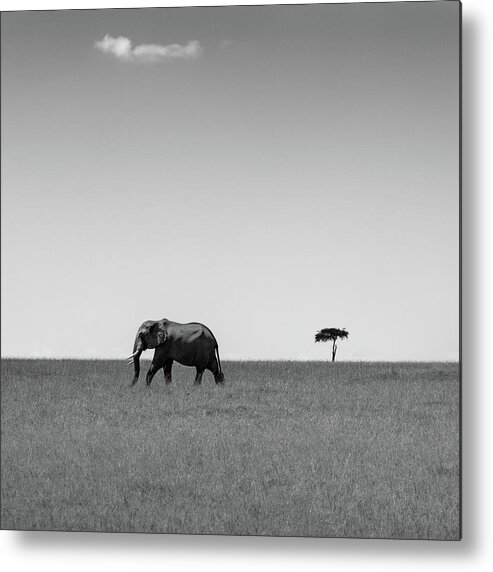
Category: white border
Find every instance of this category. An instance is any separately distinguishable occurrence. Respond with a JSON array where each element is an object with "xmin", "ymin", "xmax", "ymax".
[{"xmin": 2, "ymin": 1, "xmax": 492, "ymax": 571}]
